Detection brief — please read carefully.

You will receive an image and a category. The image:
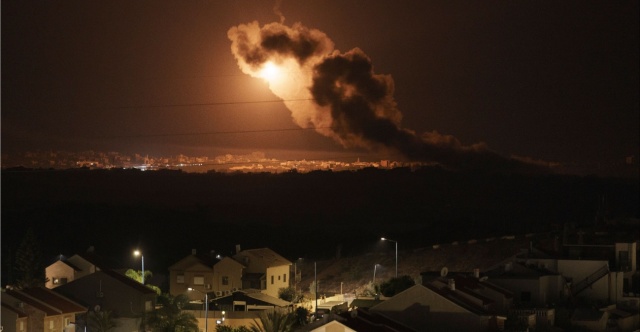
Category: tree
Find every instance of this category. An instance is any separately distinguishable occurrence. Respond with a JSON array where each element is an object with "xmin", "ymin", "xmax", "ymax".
[
  {"xmin": 87, "ymin": 310, "xmax": 118, "ymax": 332},
  {"xmin": 125, "ymin": 269, "xmax": 161, "ymax": 294},
  {"xmin": 293, "ymin": 307, "xmax": 310, "ymax": 326},
  {"xmin": 146, "ymin": 293, "xmax": 198, "ymax": 332},
  {"xmin": 14, "ymin": 227, "xmax": 46, "ymax": 288},
  {"xmin": 249, "ymin": 309, "xmax": 295, "ymax": 332},
  {"xmin": 379, "ymin": 275, "xmax": 415, "ymax": 297},
  {"xmin": 277, "ymin": 286, "xmax": 301, "ymax": 303}
]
